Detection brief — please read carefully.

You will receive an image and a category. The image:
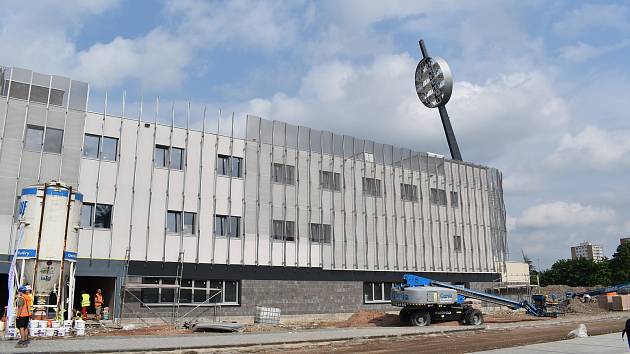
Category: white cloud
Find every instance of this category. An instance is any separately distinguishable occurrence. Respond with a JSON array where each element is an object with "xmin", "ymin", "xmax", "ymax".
[
  {"xmin": 243, "ymin": 54, "xmax": 569, "ymax": 162},
  {"xmin": 552, "ymin": 4, "xmax": 630, "ymax": 37},
  {"xmin": 546, "ymin": 126, "xmax": 630, "ymax": 170},
  {"xmin": 559, "ymin": 40, "xmax": 630, "ymax": 62},
  {"xmin": 514, "ymin": 201, "xmax": 615, "ymax": 229}
]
